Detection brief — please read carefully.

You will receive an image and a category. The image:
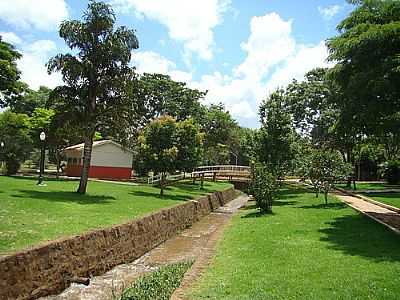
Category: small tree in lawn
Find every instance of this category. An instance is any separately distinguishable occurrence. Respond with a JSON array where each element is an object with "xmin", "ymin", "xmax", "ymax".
[
  {"xmin": 308, "ymin": 149, "xmax": 351, "ymax": 205},
  {"xmin": 136, "ymin": 116, "xmax": 203, "ymax": 196},
  {"xmin": 47, "ymin": 0, "xmax": 139, "ymax": 194},
  {"xmin": 250, "ymin": 162, "xmax": 278, "ymax": 213}
]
